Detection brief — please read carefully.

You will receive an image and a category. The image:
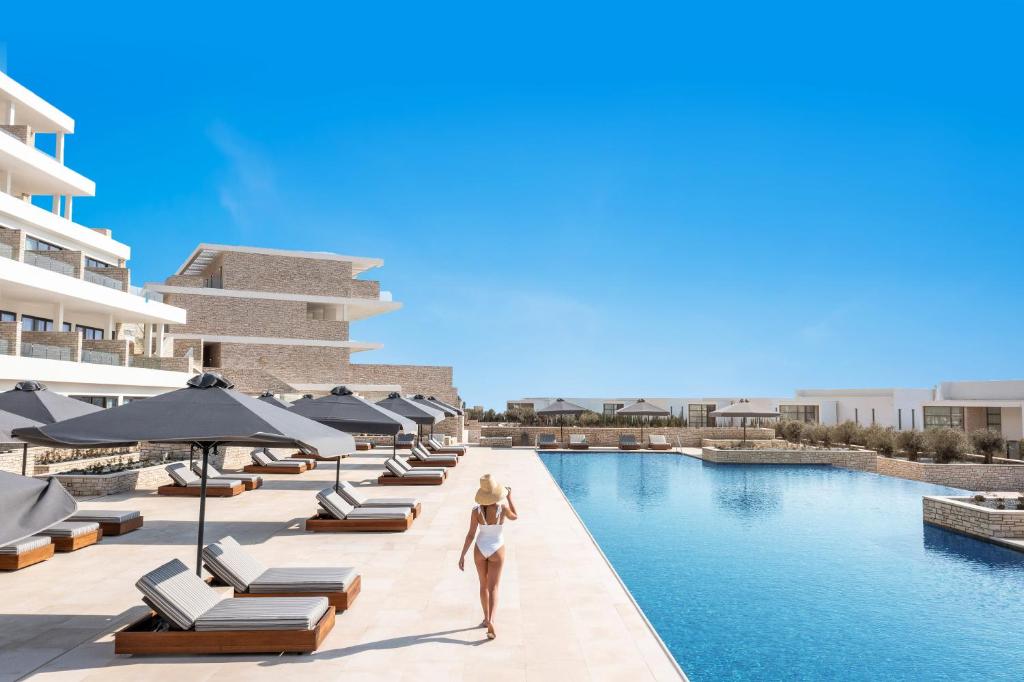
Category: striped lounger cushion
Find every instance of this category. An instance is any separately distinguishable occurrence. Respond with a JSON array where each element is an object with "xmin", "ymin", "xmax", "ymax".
[
  {"xmin": 167, "ymin": 463, "xmax": 239, "ymax": 488},
  {"xmin": 40, "ymin": 522, "xmax": 100, "ymax": 538},
  {"xmin": 137, "ymin": 559, "xmax": 223, "ymax": 630},
  {"xmin": 202, "ymin": 536, "xmax": 266, "ymax": 592},
  {"xmin": 249, "ymin": 567, "xmax": 358, "ymax": 594},
  {"xmin": 70, "ymin": 510, "xmax": 141, "ymax": 523},
  {"xmin": 395, "ymin": 458, "xmax": 446, "ymax": 475},
  {"xmin": 191, "ymin": 461, "xmax": 263, "ymax": 484},
  {"xmin": 316, "ymin": 488, "xmax": 409, "ymax": 520},
  {"xmin": 252, "ymin": 451, "xmax": 304, "ymax": 468},
  {"xmin": 339, "ymin": 481, "xmax": 417, "ymax": 509},
  {"xmin": 194, "ymin": 597, "xmax": 328, "ymax": 631},
  {"xmin": 0, "ymin": 536, "xmax": 51, "ymax": 555}
]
